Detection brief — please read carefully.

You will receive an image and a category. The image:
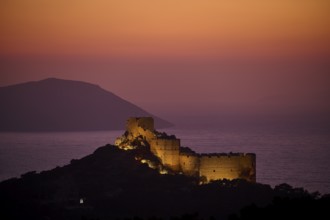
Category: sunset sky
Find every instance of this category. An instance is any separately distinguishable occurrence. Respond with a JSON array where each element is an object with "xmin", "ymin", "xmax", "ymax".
[{"xmin": 1, "ymin": 0, "xmax": 329, "ymax": 117}]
